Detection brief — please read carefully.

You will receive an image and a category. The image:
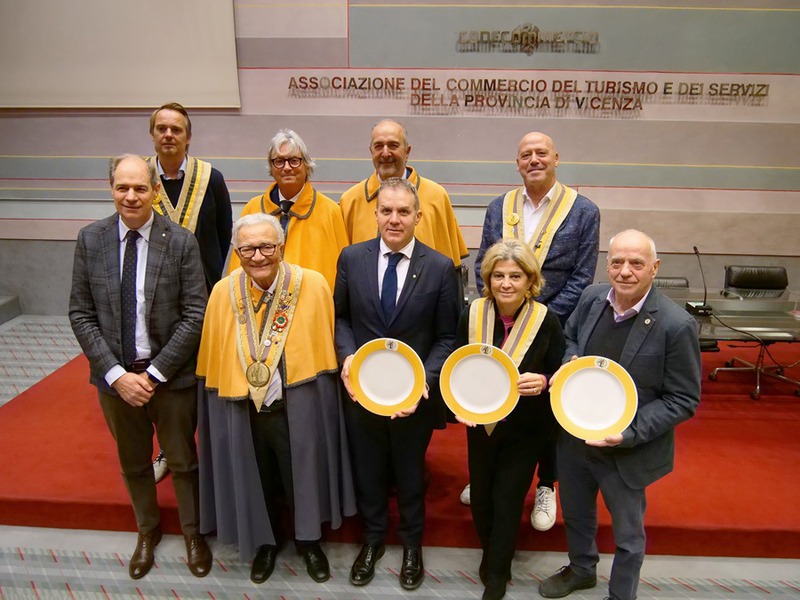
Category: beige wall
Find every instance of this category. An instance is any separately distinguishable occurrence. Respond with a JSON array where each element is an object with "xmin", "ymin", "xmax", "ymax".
[{"xmin": 1, "ymin": 0, "xmax": 798, "ymax": 313}]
